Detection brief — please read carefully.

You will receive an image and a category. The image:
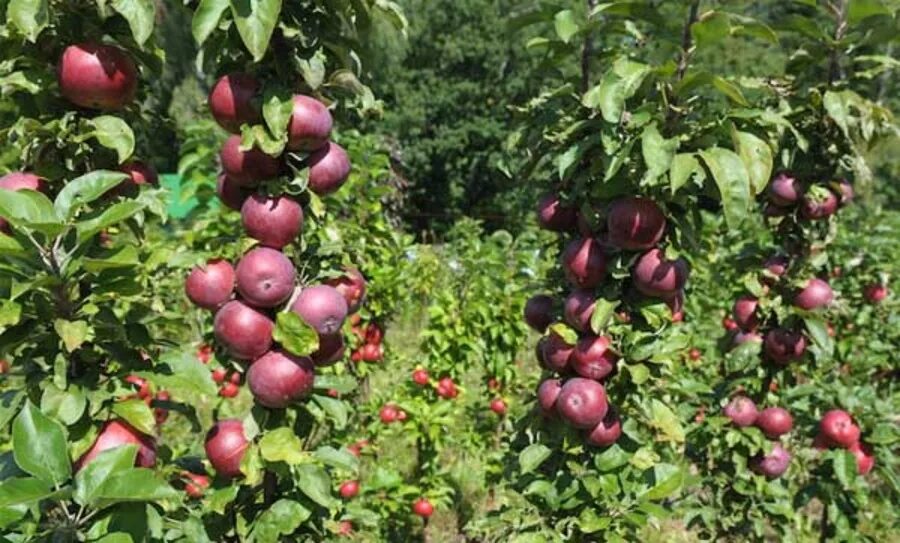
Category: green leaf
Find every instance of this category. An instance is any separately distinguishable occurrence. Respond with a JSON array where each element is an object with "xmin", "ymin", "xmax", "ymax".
[
  {"xmin": 804, "ymin": 316, "xmax": 834, "ymax": 359},
  {"xmin": 76, "ymin": 200, "xmax": 145, "ymax": 244},
  {"xmin": 594, "ymin": 444, "xmax": 629, "ymax": 472},
  {"xmin": 0, "ymin": 477, "xmax": 53, "ymax": 507},
  {"xmin": 823, "ymin": 90, "xmax": 862, "ymax": 140},
  {"xmin": 669, "ymin": 153, "xmax": 703, "ymax": 194},
  {"xmin": 6, "ymin": 0, "xmax": 49, "ymax": 41},
  {"xmin": 0, "ymin": 190, "xmax": 62, "ymax": 235},
  {"xmin": 644, "ymin": 463, "xmax": 683, "ymax": 500},
  {"xmin": 311, "ymin": 395, "xmax": 348, "ymax": 430},
  {"xmin": 138, "ymin": 351, "xmax": 218, "ymax": 399},
  {"xmin": 648, "ymin": 399, "xmax": 685, "ymax": 443},
  {"xmin": 87, "ymin": 116, "xmax": 135, "ymax": 163},
  {"xmin": 112, "ymin": 399, "xmax": 157, "ymax": 436},
  {"xmin": 83, "ymin": 245, "xmax": 140, "ymax": 274},
  {"xmin": 833, "ymin": 450, "xmax": 856, "ymax": 488},
  {"xmin": 229, "ymin": 0, "xmax": 282, "ymax": 62},
  {"xmin": 111, "ymin": 0, "xmax": 156, "ymax": 46},
  {"xmin": 626, "ymin": 363, "xmax": 650, "ymax": 385},
  {"xmin": 641, "ymin": 123, "xmax": 678, "ymax": 183},
  {"xmin": 295, "ymin": 464, "xmax": 335, "ymax": 508},
  {"xmin": 54, "ymin": 170, "xmax": 128, "ymax": 220},
  {"xmin": 699, "ymin": 147, "xmax": 751, "ymax": 229},
  {"xmin": 547, "ymin": 322, "xmax": 577, "ymax": 345},
  {"xmin": 53, "ymin": 319, "xmax": 93, "ymax": 353},
  {"xmin": 192, "ymin": 0, "xmax": 229, "ymax": 45},
  {"xmin": 74, "ymin": 445, "xmax": 138, "ymax": 506},
  {"xmin": 587, "ymin": 58, "xmax": 651, "ymax": 123},
  {"xmin": 273, "ymin": 312, "xmax": 319, "ymax": 356},
  {"xmin": 262, "ymin": 88, "xmax": 294, "ymax": 139},
  {"xmin": 12, "ymin": 401, "xmax": 71, "ymax": 485},
  {"xmin": 712, "ymin": 76, "xmax": 748, "ymax": 106},
  {"xmin": 40, "ymin": 385, "xmax": 86, "ymax": 426},
  {"xmin": 519, "ymin": 443, "xmax": 551, "ymax": 474},
  {"xmin": 258, "ymin": 427, "xmax": 306, "ymax": 465},
  {"xmin": 313, "ymin": 446, "xmax": 358, "ymax": 473},
  {"xmin": 0, "ymin": 300, "xmax": 22, "ymax": 335},
  {"xmin": 554, "ymin": 10, "xmax": 578, "ymax": 43},
  {"xmin": 312, "ymin": 375, "xmax": 356, "ymax": 394},
  {"xmin": 731, "ymin": 129, "xmax": 772, "ymax": 196},
  {"xmin": 590, "ymin": 298, "xmax": 618, "ymax": 334},
  {"xmin": 93, "ymin": 468, "xmax": 179, "ymax": 503},
  {"xmin": 691, "ymin": 11, "xmax": 730, "ymax": 48},
  {"xmin": 250, "ymin": 499, "xmax": 311, "ymax": 543}
]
